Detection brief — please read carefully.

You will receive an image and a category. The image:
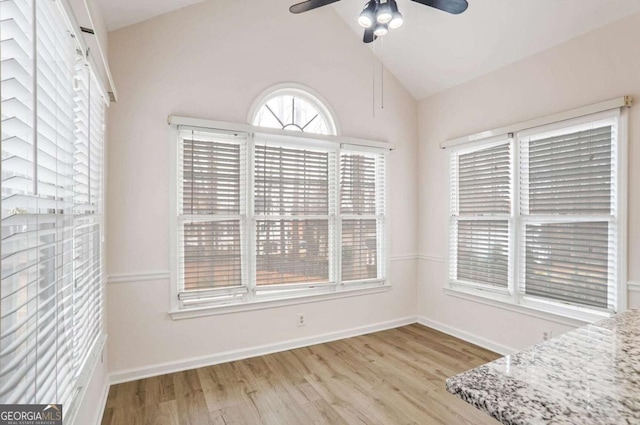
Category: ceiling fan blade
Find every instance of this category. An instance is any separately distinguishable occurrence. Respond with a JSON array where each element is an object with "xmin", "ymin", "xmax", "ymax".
[
  {"xmin": 289, "ymin": 0, "xmax": 341, "ymax": 13},
  {"xmin": 363, "ymin": 27, "xmax": 377, "ymax": 44},
  {"xmin": 410, "ymin": 0, "xmax": 468, "ymax": 14}
]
